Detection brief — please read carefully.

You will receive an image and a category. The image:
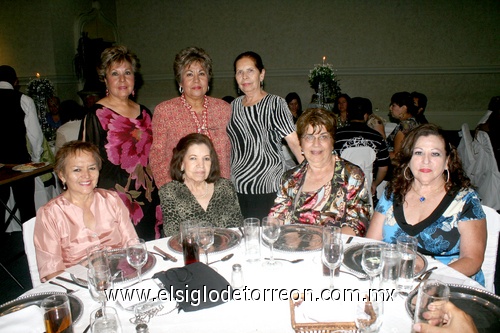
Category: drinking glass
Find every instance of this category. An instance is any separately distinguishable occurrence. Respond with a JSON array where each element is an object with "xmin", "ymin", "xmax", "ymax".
[
  {"xmin": 243, "ymin": 218, "xmax": 261, "ymax": 262},
  {"xmin": 396, "ymin": 235, "xmax": 418, "ymax": 295},
  {"xmin": 180, "ymin": 220, "xmax": 200, "ymax": 265},
  {"xmin": 355, "ymin": 293, "xmax": 384, "ymax": 333},
  {"xmin": 196, "ymin": 221, "xmax": 215, "ymax": 265},
  {"xmin": 86, "ymin": 244, "xmax": 109, "ymax": 271},
  {"xmin": 413, "ymin": 279, "xmax": 450, "ymax": 327},
  {"xmin": 261, "ymin": 216, "xmax": 282, "ymax": 269},
  {"xmin": 90, "ymin": 306, "xmax": 122, "ymax": 333},
  {"xmin": 88, "ymin": 265, "xmax": 112, "ymax": 315},
  {"xmin": 41, "ymin": 294, "xmax": 73, "ymax": 333},
  {"xmin": 361, "ymin": 243, "xmax": 383, "ymax": 289},
  {"xmin": 322, "ymin": 226, "xmax": 343, "ymax": 289},
  {"xmin": 380, "ymin": 244, "xmax": 400, "ymax": 289},
  {"xmin": 126, "ymin": 238, "xmax": 148, "ymax": 282}
]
